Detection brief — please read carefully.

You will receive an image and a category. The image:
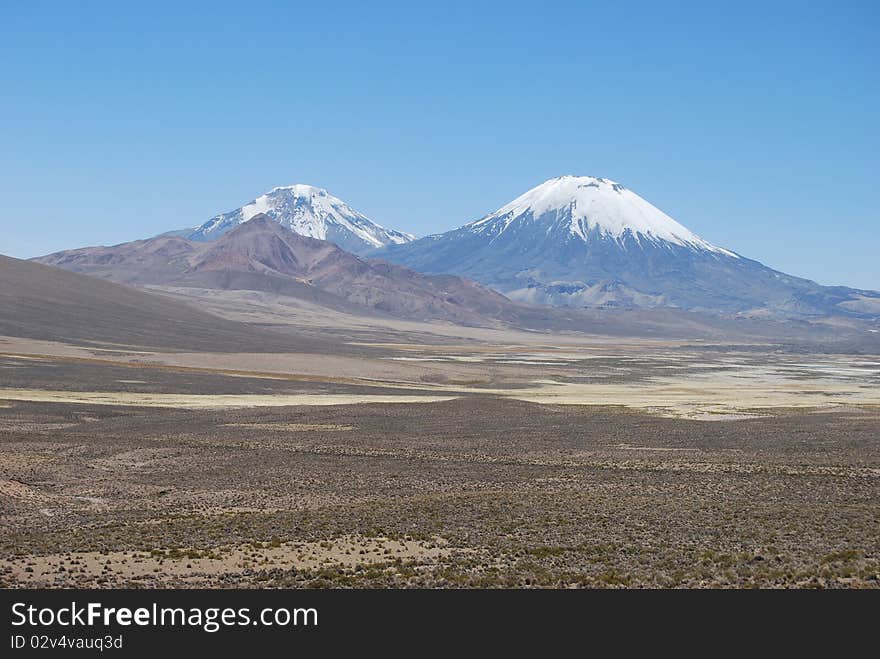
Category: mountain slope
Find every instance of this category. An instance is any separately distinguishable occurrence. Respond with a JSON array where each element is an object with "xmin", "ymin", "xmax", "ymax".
[
  {"xmin": 0, "ymin": 254, "xmax": 305, "ymax": 351},
  {"xmin": 375, "ymin": 175, "xmax": 880, "ymax": 317},
  {"xmin": 182, "ymin": 184, "xmax": 414, "ymax": 255},
  {"xmin": 36, "ymin": 215, "xmax": 516, "ymax": 327}
]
